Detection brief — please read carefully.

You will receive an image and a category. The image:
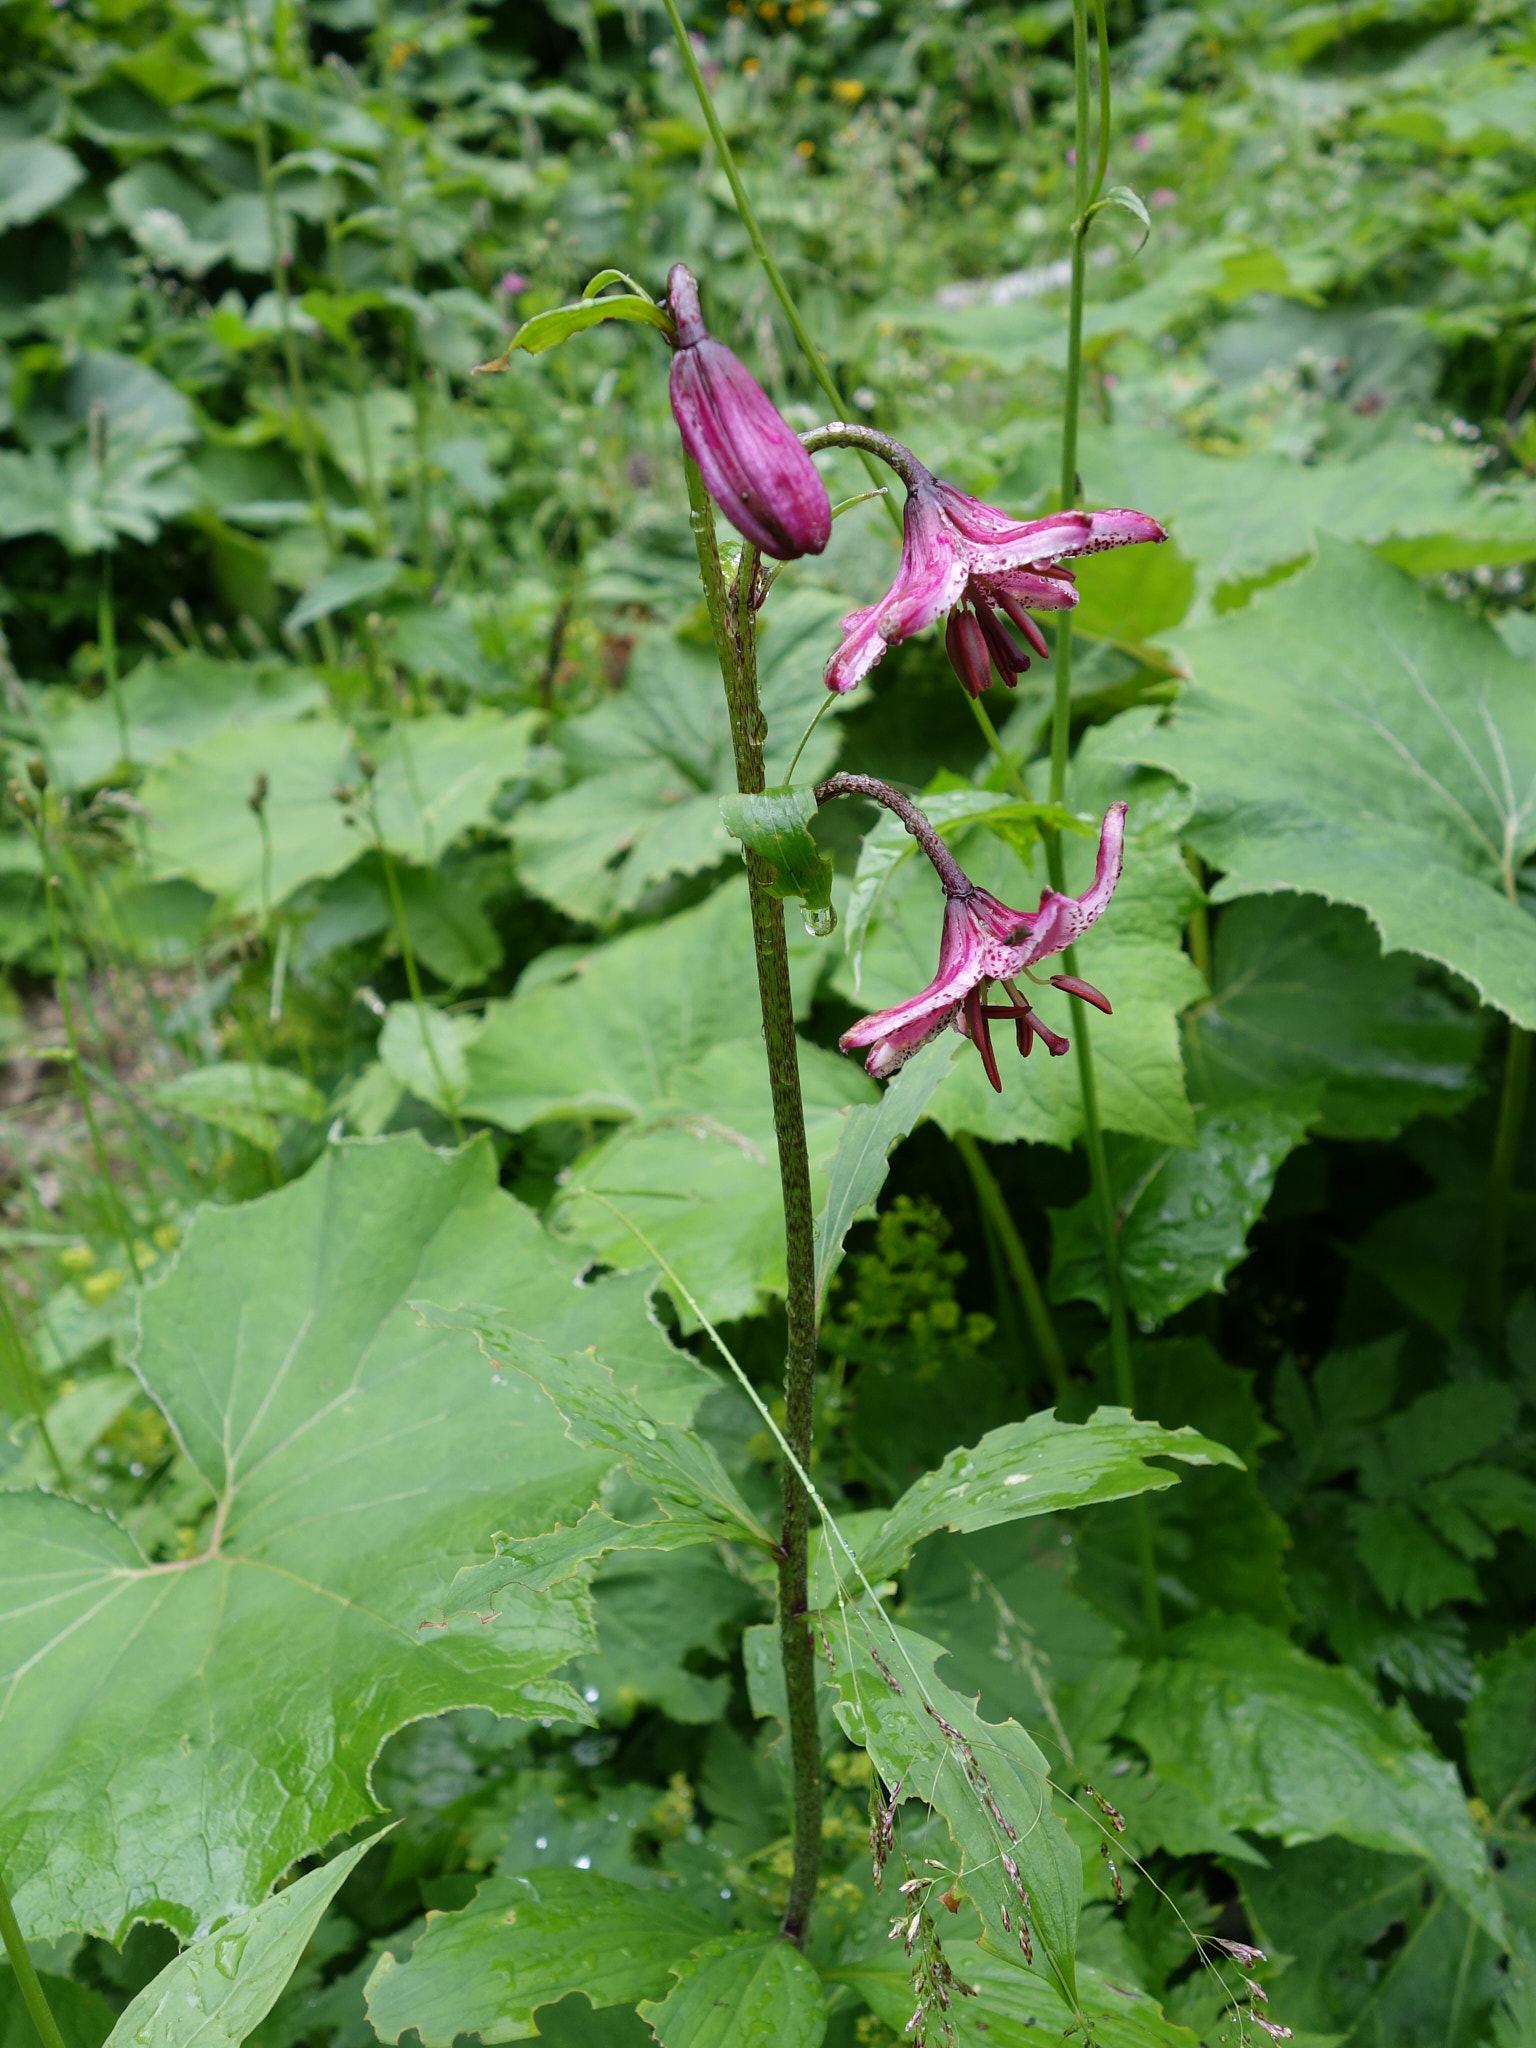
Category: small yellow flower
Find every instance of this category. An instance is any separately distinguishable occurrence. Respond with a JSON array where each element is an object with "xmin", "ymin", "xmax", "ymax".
[
  {"xmin": 787, "ymin": 2, "xmax": 805, "ymax": 20},
  {"xmin": 388, "ymin": 37, "xmax": 418, "ymax": 68},
  {"xmin": 742, "ymin": 55, "xmax": 760, "ymax": 73},
  {"xmin": 796, "ymin": 138, "xmax": 816, "ymax": 157},
  {"xmin": 831, "ymin": 78, "xmax": 865, "ymax": 103},
  {"xmin": 82, "ymin": 1268, "xmax": 128, "ymax": 1305},
  {"xmin": 59, "ymin": 1243, "xmax": 96, "ymax": 1275},
  {"xmin": 153, "ymin": 1222, "xmax": 181, "ymax": 1252}
]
